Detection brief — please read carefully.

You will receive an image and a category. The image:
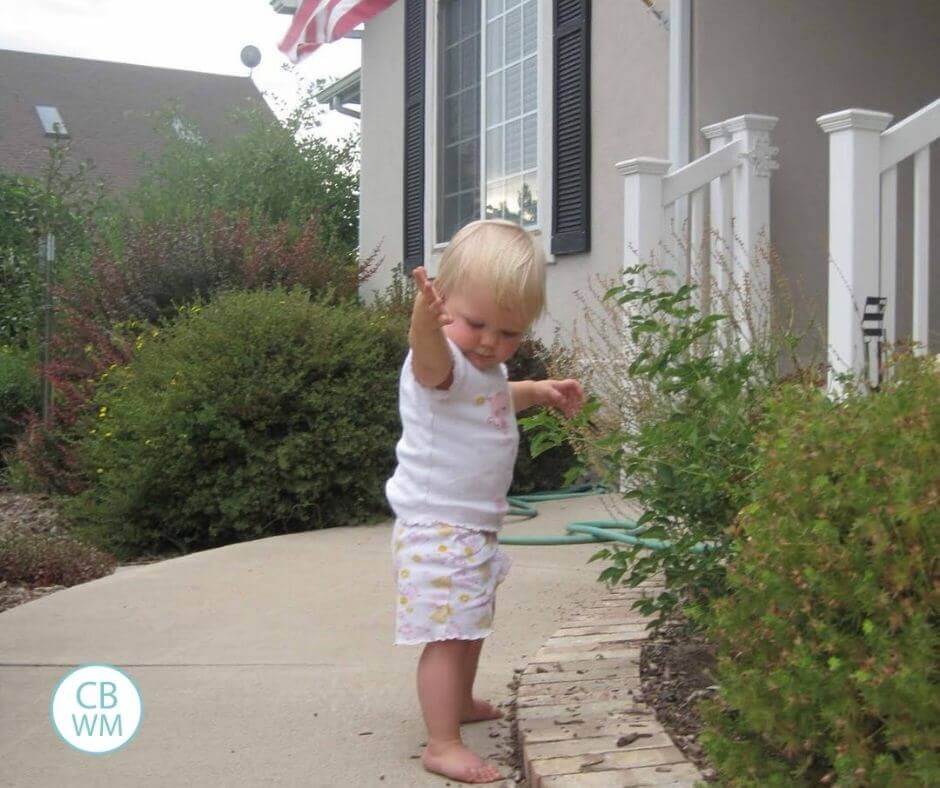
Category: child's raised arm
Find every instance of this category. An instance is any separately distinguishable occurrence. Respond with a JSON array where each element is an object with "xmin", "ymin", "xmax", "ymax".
[{"xmin": 409, "ymin": 267, "xmax": 455, "ymax": 390}]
